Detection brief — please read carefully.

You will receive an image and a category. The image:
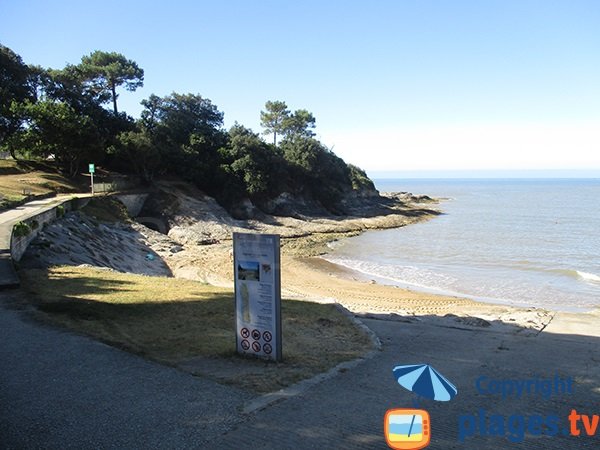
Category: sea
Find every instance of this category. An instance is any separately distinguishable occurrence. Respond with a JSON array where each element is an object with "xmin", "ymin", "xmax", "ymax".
[{"xmin": 325, "ymin": 178, "xmax": 600, "ymax": 312}]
